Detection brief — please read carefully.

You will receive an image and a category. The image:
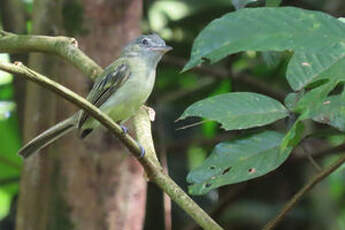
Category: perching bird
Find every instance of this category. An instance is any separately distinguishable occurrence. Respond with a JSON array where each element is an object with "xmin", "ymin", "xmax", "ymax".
[{"xmin": 19, "ymin": 34, "xmax": 172, "ymax": 158}]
